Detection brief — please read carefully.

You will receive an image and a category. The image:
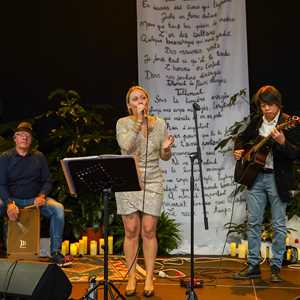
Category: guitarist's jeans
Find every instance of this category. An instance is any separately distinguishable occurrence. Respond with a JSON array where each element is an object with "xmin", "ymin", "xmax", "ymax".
[{"xmin": 247, "ymin": 173, "xmax": 287, "ymax": 269}]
